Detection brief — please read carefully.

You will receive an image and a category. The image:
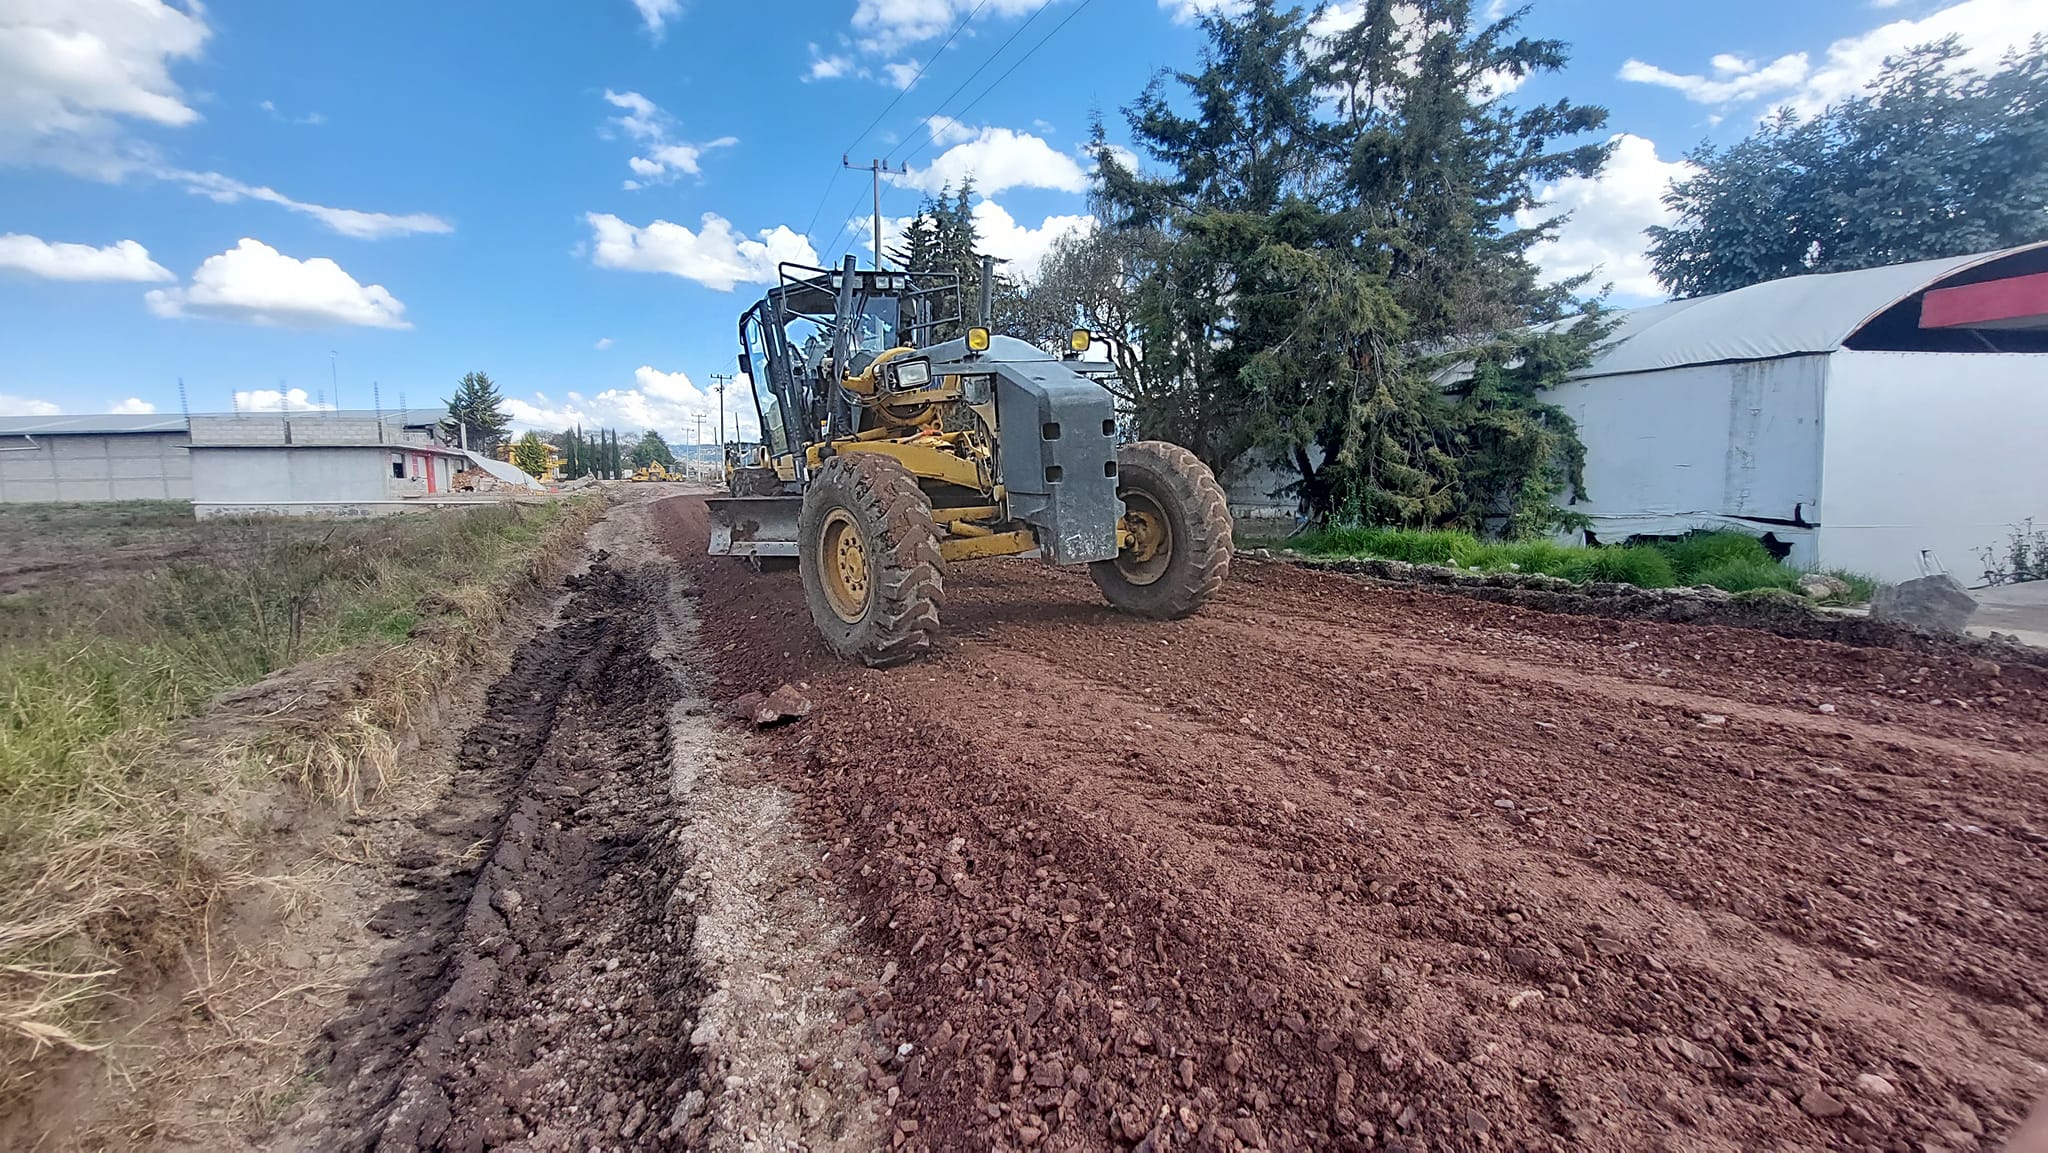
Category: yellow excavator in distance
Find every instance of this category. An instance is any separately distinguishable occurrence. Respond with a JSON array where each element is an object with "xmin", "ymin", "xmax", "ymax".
[{"xmin": 706, "ymin": 256, "xmax": 1232, "ymax": 667}]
